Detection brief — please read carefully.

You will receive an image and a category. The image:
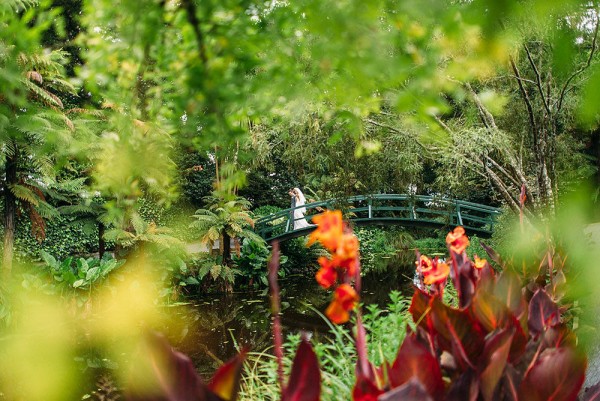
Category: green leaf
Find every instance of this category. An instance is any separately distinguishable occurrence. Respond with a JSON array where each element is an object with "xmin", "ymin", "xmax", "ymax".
[
  {"xmin": 72, "ymin": 279, "xmax": 85, "ymax": 288},
  {"xmin": 39, "ymin": 250, "xmax": 58, "ymax": 269},
  {"xmin": 210, "ymin": 264, "xmax": 222, "ymax": 280}
]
